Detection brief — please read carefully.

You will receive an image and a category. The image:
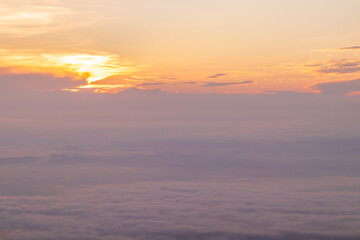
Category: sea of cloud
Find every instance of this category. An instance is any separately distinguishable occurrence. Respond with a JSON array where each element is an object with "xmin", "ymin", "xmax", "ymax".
[{"xmin": 0, "ymin": 79, "xmax": 359, "ymax": 239}]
